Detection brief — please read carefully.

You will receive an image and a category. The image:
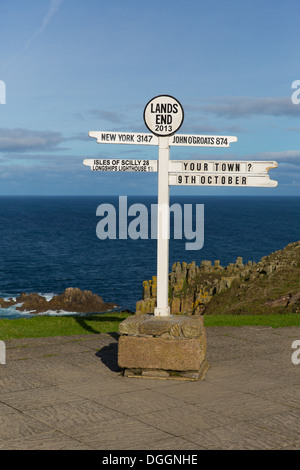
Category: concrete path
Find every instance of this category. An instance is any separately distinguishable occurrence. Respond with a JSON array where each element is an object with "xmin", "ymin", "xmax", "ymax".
[{"xmin": 0, "ymin": 326, "xmax": 299, "ymax": 450}]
